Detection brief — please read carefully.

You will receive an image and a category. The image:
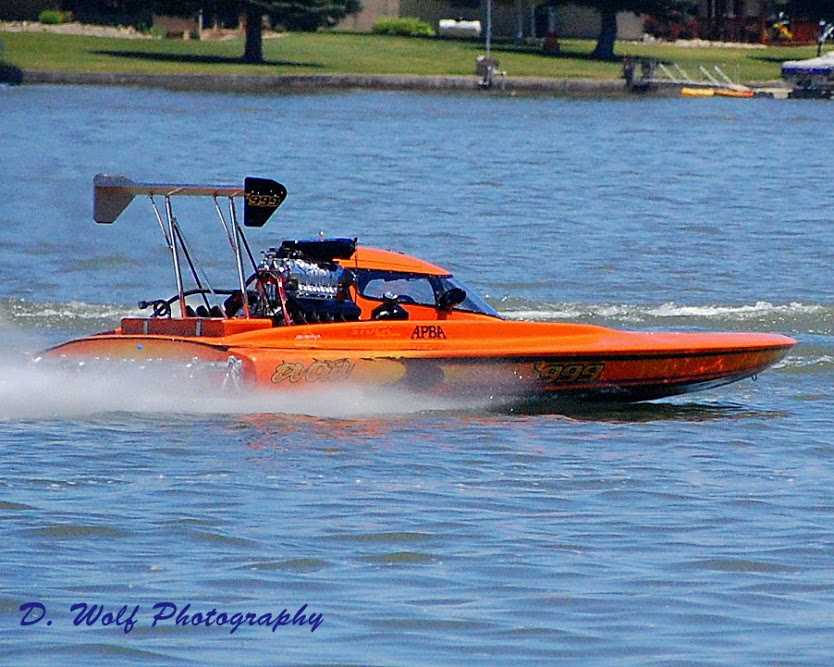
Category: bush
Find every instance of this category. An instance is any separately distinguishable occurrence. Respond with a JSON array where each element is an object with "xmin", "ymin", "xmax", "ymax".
[
  {"xmin": 38, "ymin": 10, "xmax": 68, "ymax": 25},
  {"xmin": 372, "ymin": 17, "xmax": 436, "ymax": 38}
]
